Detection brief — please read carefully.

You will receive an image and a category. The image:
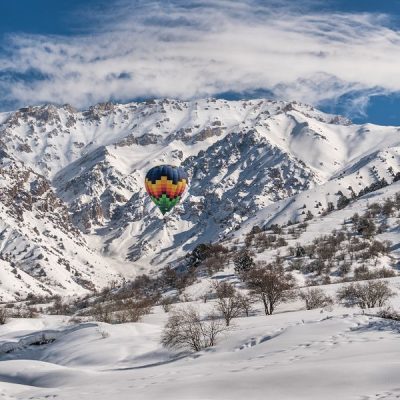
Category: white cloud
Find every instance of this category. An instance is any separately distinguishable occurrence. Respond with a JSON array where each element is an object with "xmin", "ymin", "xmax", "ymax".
[{"xmin": 1, "ymin": 0, "xmax": 400, "ymax": 115}]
